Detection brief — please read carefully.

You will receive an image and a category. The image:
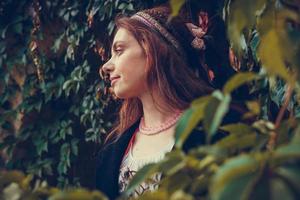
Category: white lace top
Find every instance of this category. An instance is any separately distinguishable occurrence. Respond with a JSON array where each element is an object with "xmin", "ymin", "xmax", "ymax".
[{"xmin": 118, "ymin": 130, "xmax": 174, "ymax": 198}]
